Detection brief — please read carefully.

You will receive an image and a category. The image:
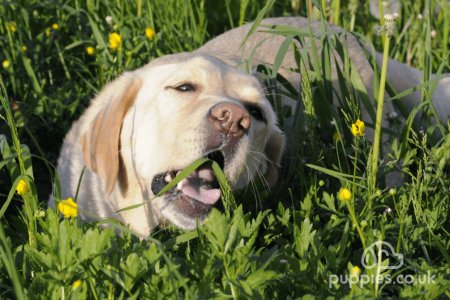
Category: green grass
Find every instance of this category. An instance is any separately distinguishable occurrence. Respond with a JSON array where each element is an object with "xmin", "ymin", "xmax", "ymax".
[{"xmin": 1, "ymin": 0, "xmax": 449, "ymax": 298}]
